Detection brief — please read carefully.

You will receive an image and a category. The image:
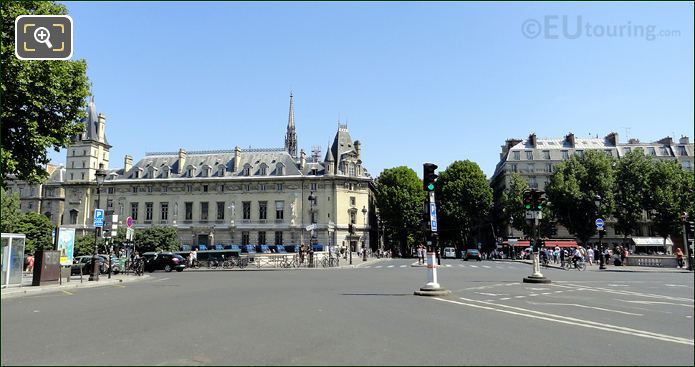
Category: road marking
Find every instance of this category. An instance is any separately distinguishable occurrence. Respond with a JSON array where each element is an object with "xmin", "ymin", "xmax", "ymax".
[
  {"xmin": 155, "ymin": 277, "xmax": 170, "ymax": 282},
  {"xmin": 529, "ymin": 302, "xmax": 643, "ymax": 316},
  {"xmin": 608, "ymin": 284, "xmax": 629, "ymax": 287},
  {"xmin": 387, "ymin": 265, "xmax": 394, "ymax": 268},
  {"xmin": 664, "ymin": 284, "xmax": 687, "ymax": 288},
  {"xmin": 514, "ymin": 295, "xmax": 525, "ymax": 299},
  {"xmin": 499, "ymin": 297, "xmax": 511, "ymax": 300},
  {"xmin": 482, "ymin": 265, "xmax": 491, "ymax": 268},
  {"xmin": 470, "ymin": 265, "xmax": 479, "ymax": 268},
  {"xmin": 618, "ymin": 300, "xmax": 693, "ymax": 308},
  {"xmin": 529, "ymin": 294, "xmax": 539, "ymax": 297},
  {"xmin": 112, "ymin": 284, "xmax": 126, "ymax": 288},
  {"xmin": 477, "ymin": 292, "xmax": 508, "ymax": 296},
  {"xmin": 400, "ymin": 265, "xmax": 406, "ymax": 268},
  {"xmin": 431, "ymin": 297, "xmax": 694, "ymax": 346},
  {"xmin": 61, "ymin": 290, "xmax": 74, "ymax": 295},
  {"xmin": 445, "ymin": 264, "xmax": 452, "ymax": 267},
  {"xmin": 364, "ymin": 266, "xmax": 371, "ymax": 268},
  {"xmin": 541, "ymin": 292, "xmax": 552, "ymax": 295},
  {"xmin": 558, "ymin": 284, "xmax": 694, "ymax": 303},
  {"xmin": 375, "ymin": 266, "xmax": 383, "ymax": 268}
]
